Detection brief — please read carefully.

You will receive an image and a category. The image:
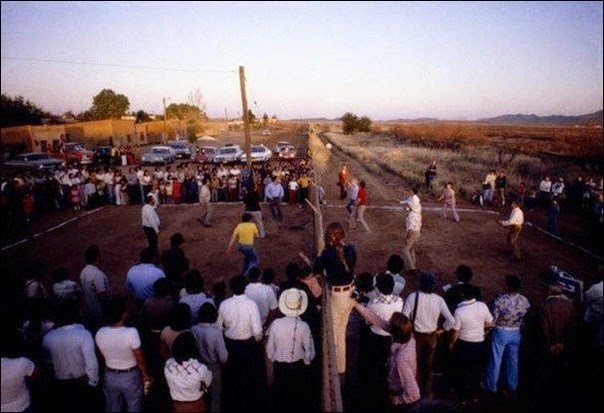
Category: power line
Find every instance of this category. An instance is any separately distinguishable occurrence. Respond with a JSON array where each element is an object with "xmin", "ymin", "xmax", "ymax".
[{"xmin": 1, "ymin": 56, "xmax": 237, "ymax": 74}]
